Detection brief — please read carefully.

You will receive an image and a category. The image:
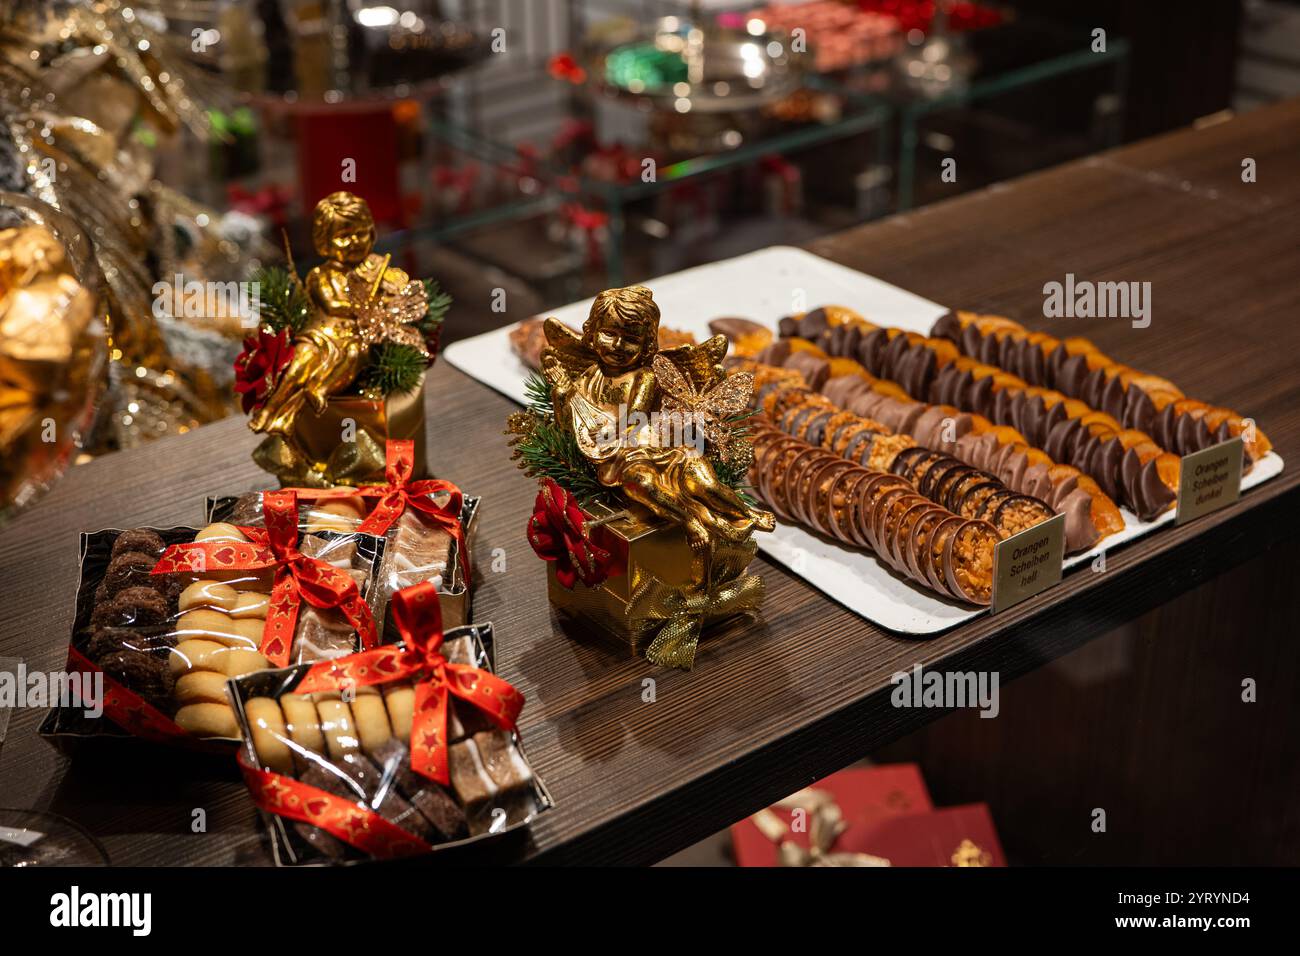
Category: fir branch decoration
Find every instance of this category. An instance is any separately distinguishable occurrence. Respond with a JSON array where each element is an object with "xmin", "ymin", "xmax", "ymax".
[
  {"xmin": 710, "ymin": 452, "xmax": 757, "ymax": 508},
  {"xmin": 705, "ymin": 407, "xmax": 756, "ymax": 504},
  {"xmin": 524, "ymin": 370, "xmax": 555, "ymax": 416},
  {"xmin": 253, "ymin": 266, "xmax": 310, "ymax": 333},
  {"xmin": 506, "ymin": 407, "xmax": 614, "ymax": 506},
  {"xmin": 361, "ymin": 343, "xmax": 427, "ymax": 395},
  {"xmin": 419, "ymin": 278, "xmax": 452, "ymax": 335}
]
